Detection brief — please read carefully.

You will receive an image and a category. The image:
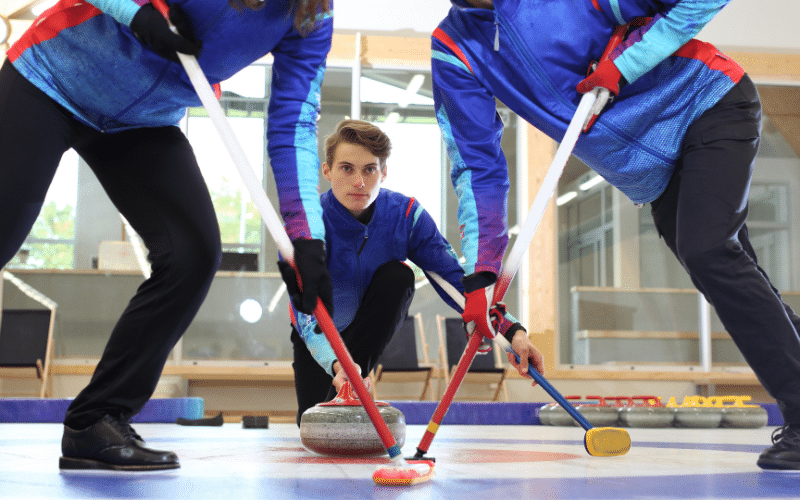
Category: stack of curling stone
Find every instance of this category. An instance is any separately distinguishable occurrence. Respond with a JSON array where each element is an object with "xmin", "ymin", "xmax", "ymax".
[
  {"xmin": 539, "ymin": 395, "xmax": 581, "ymax": 426},
  {"xmin": 666, "ymin": 395, "xmax": 768, "ymax": 429},
  {"xmin": 300, "ymin": 380, "xmax": 405, "ymax": 456},
  {"xmin": 669, "ymin": 396, "xmax": 723, "ymax": 428},
  {"xmin": 575, "ymin": 396, "xmax": 621, "ymax": 427},
  {"xmin": 719, "ymin": 396, "xmax": 769, "ymax": 428},
  {"xmin": 618, "ymin": 395, "xmax": 675, "ymax": 428}
]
